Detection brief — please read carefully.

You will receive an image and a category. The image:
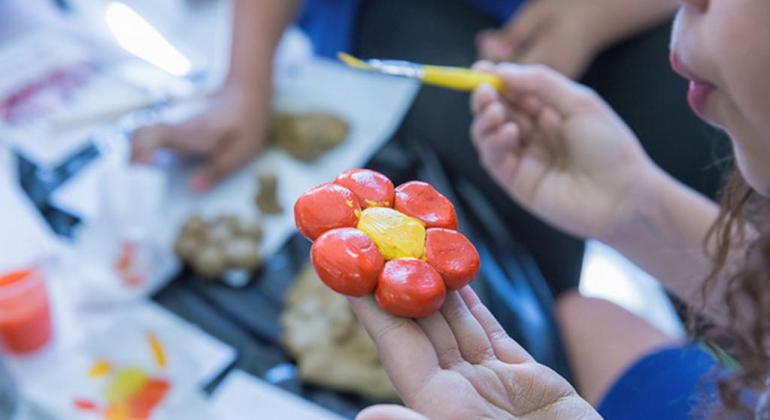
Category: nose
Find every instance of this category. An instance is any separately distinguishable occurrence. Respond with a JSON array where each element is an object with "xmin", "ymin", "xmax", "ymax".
[{"xmin": 678, "ymin": 0, "xmax": 708, "ymax": 11}]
